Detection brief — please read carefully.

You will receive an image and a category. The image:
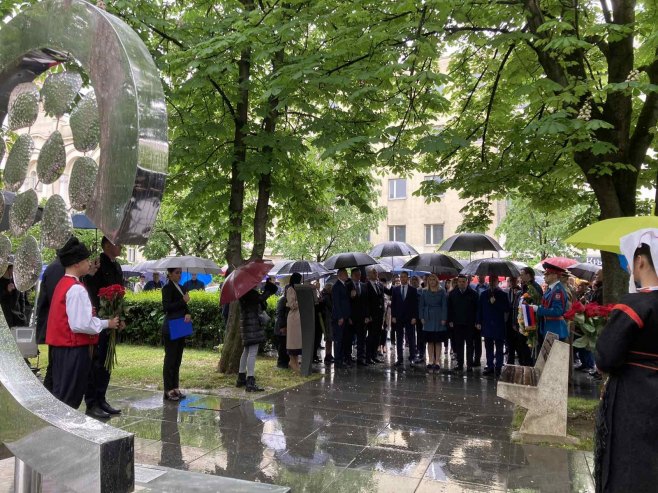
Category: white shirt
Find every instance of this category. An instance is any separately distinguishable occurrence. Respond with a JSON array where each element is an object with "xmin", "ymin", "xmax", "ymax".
[{"xmin": 65, "ymin": 276, "xmax": 108, "ymax": 335}]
